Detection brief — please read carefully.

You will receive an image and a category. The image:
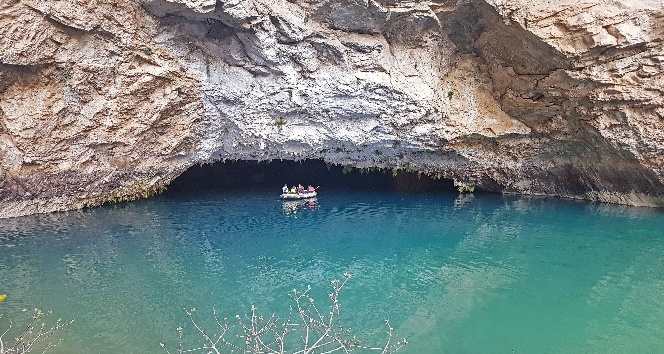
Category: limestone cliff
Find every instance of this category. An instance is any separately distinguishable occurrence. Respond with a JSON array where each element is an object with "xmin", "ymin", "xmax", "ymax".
[{"xmin": 0, "ymin": 0, "xmax": 662, "ymax": 218}]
